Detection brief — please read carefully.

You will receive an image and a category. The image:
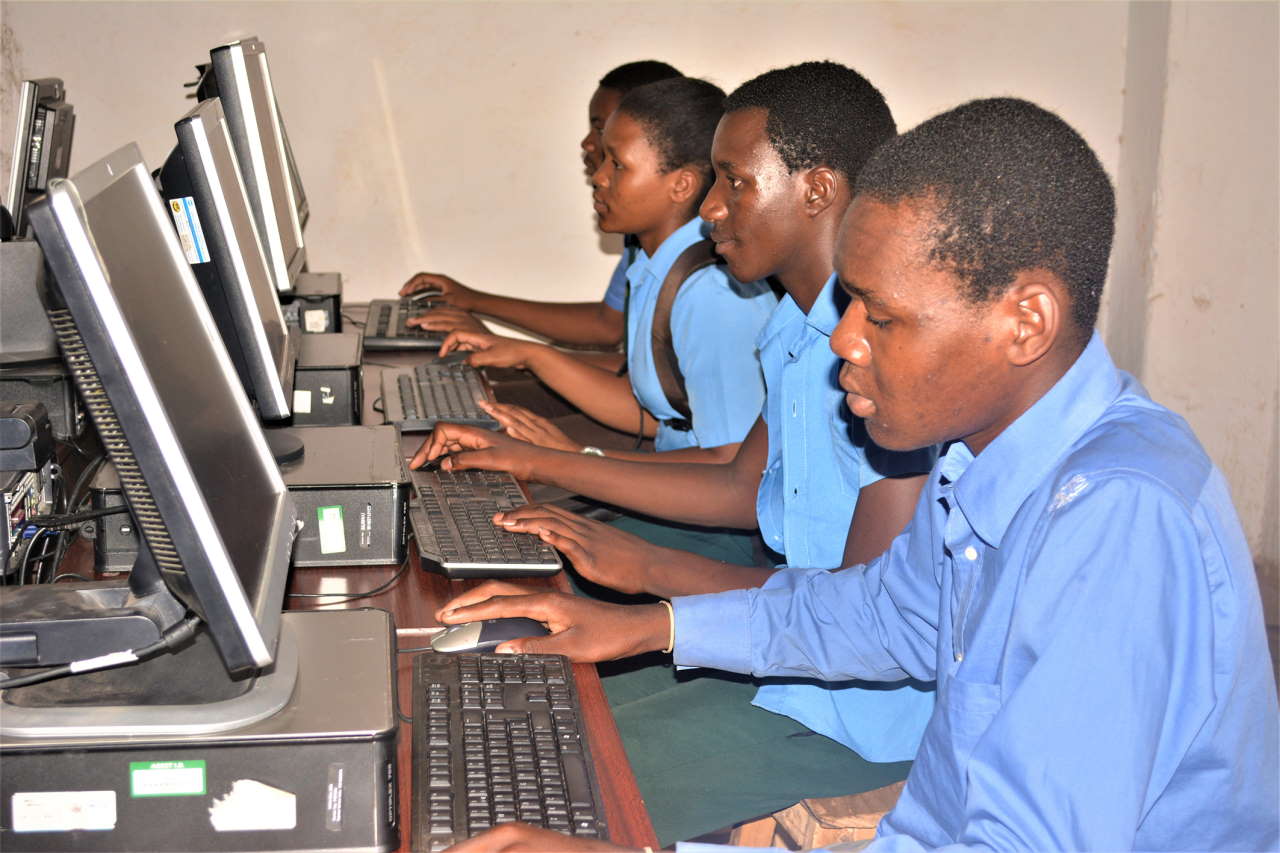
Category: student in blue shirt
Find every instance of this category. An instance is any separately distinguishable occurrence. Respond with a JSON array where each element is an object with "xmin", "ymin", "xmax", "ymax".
[
  {"xmin": 417, "ymin": 63, "xmax": 936, "ymax": 844},
  {"xmin": 398, "ymin": 60, "xmax": 681, "ymax": 350},
  {"xmin": 437, "ymin": 98, "xmax": 1279, "ymax": 852},
  {"xmin": 417, "ymin": 78, "xmax": 776, "ymax": 460}
]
